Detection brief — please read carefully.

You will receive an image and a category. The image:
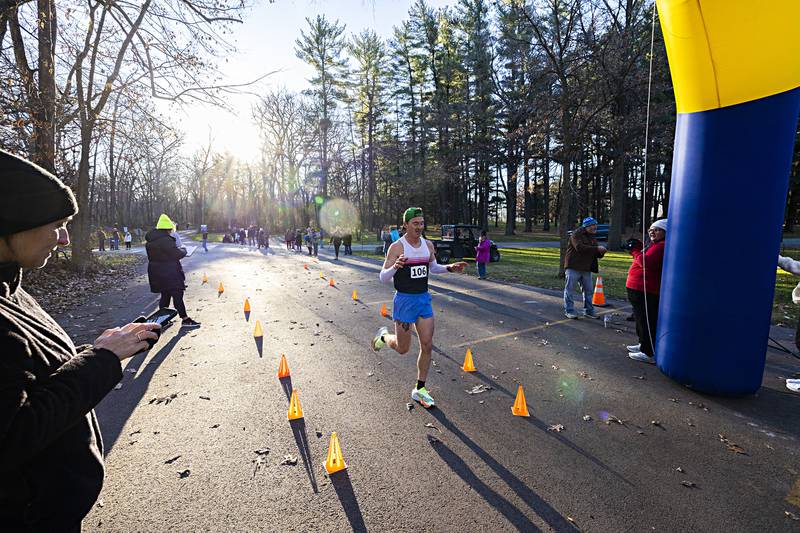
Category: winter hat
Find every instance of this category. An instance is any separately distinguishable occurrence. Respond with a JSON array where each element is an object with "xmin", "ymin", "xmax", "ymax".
[
  {"xmin": 0, "ymin": 149, "xmax": 78, "ymax": 236},
  {"xmin": 581, "ymin": 217, "xmax": 598, "ymax": 228},
  {"xmin": 156, "ymin": 213, "xmax": 176, "ymax": 230},
  {"xmin": 650, "ymin": 219, "xmax": 668, "ymax": 231},
  {"xmin": 403, "ymin": 207, "xmax": 424, "ymax": 223}
]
